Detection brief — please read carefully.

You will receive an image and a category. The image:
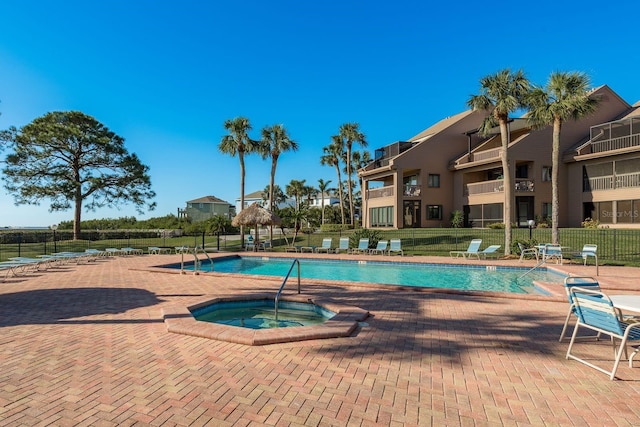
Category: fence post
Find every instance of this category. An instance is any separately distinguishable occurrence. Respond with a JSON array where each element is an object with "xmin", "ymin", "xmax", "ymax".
[
  {"xmin": 613, "ymin": 228, "xmax": 617, "ymax": 261},
  {"xmin": 18, "ymin": 233, "xmax": 22, "ymax": 257}
]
